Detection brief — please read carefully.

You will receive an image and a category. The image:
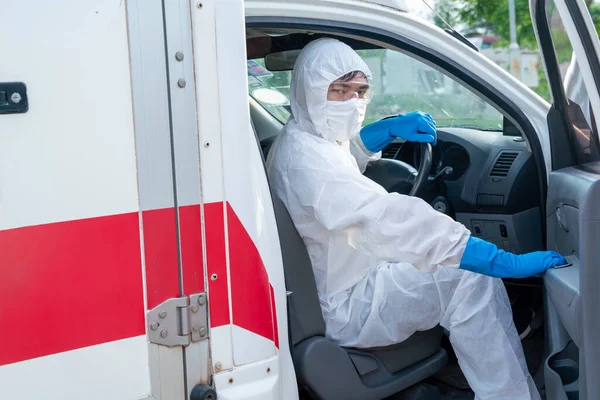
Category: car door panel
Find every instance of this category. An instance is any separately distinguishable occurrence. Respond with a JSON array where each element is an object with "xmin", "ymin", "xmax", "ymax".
[
  {"xmin": 544, "ymin": 259, "xmax": 580, "ymax": 347},
  {"xmin": 530, "ymin": 0, "xmax": 600, "ymax": 397},
  {"xmin": 545, "ymin": 163, "xmax": 600, "ymax": 400}
]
